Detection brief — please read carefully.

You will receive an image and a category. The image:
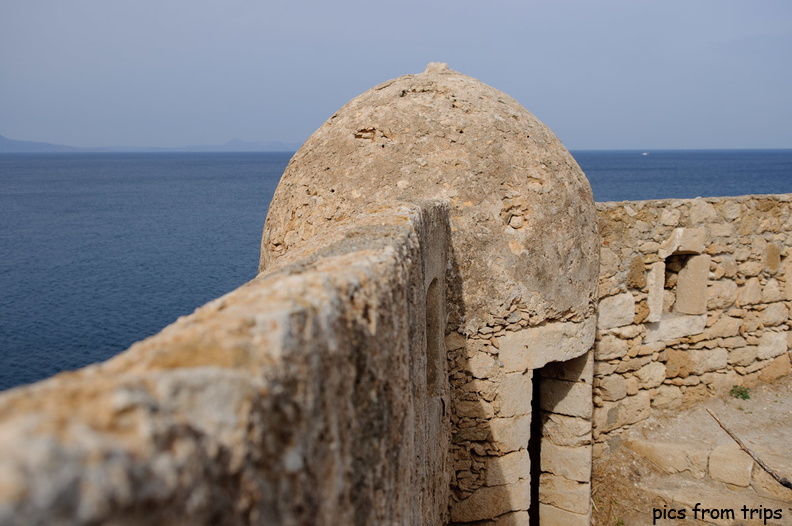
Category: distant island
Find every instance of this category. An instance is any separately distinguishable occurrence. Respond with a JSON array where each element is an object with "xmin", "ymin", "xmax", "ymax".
[{"xmin": 0, "ymin": 134, "xmax": 300, "ymax": 153}]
